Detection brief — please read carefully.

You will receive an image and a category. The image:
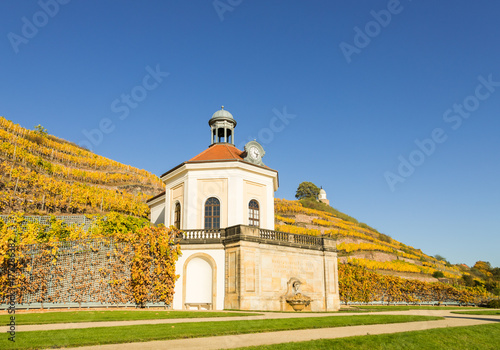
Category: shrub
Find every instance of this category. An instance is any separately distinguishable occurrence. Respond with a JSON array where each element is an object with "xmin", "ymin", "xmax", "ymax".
[
  {"xmin": 462, "ymin": 274, "xmax": 475, "ymax": 287},
  {"xmin": 379, "ymin": 233, "xmax": 392, "ymax": 243},
  {"xmin": 359, "ymin": 222, "xmax": 379, "ymax": 232},
  {"xmin": 433, "ymin": 271, "xmax": 445, "ymax": 278},
  {"xmin": 25, "ymin": 132, "xmax": 45, "ymax": 145},
  {"xmin": 486, "ymin": 299, "xmax": 500, "ymax": 308}
]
